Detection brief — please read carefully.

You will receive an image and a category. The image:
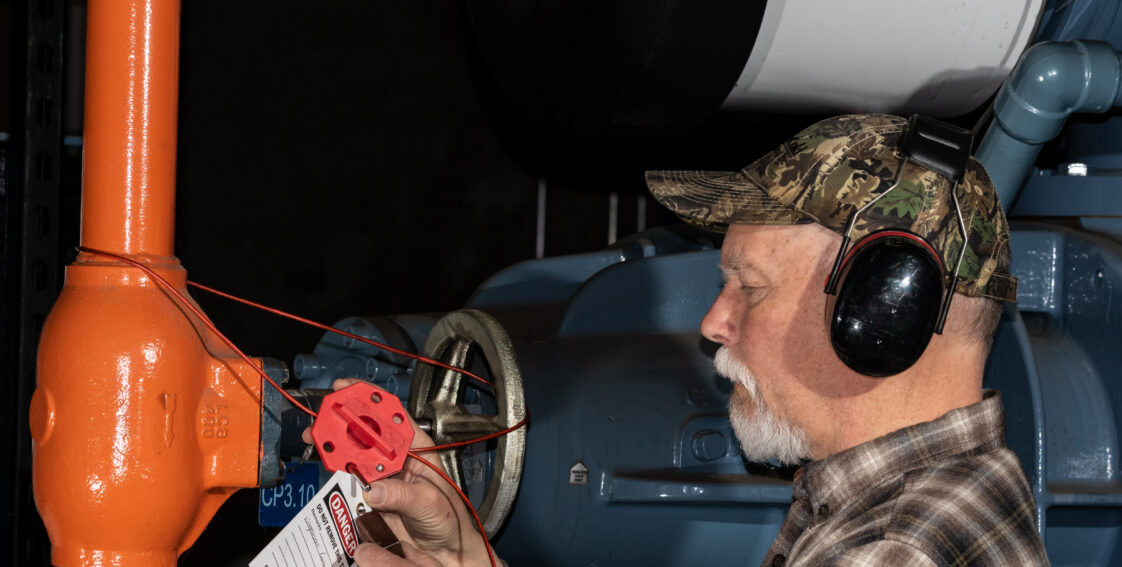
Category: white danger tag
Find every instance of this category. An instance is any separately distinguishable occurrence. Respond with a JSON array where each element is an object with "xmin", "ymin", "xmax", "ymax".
[{"xmin": 250, "ymin": 471, "xmax": 368, "ymax": 567}]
